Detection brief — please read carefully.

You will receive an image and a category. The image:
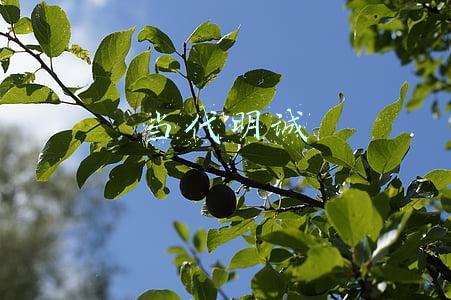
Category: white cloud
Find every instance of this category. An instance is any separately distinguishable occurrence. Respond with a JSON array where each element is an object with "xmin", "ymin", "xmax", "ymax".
[
  {"xmin": 0, "ymin": 20, "xmax": 94, "ymax": 142},
  {"xmin": 86, "ymin": 0, "xmax": 108, "ymax": 7}
]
